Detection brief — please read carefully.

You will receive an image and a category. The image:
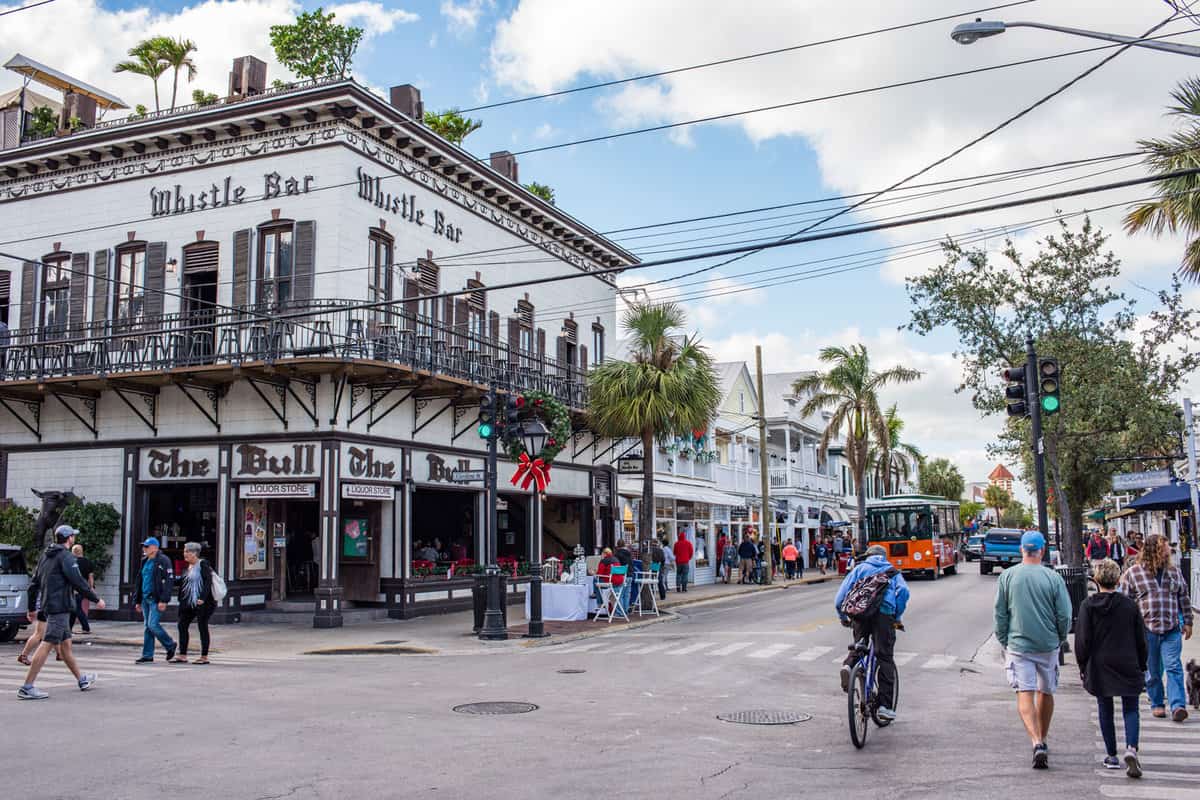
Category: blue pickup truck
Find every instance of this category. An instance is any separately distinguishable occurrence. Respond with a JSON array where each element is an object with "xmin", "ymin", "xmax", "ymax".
[{"xmin": 979, "ymin": 528, "xmax": 1024, "ymax": 575}]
